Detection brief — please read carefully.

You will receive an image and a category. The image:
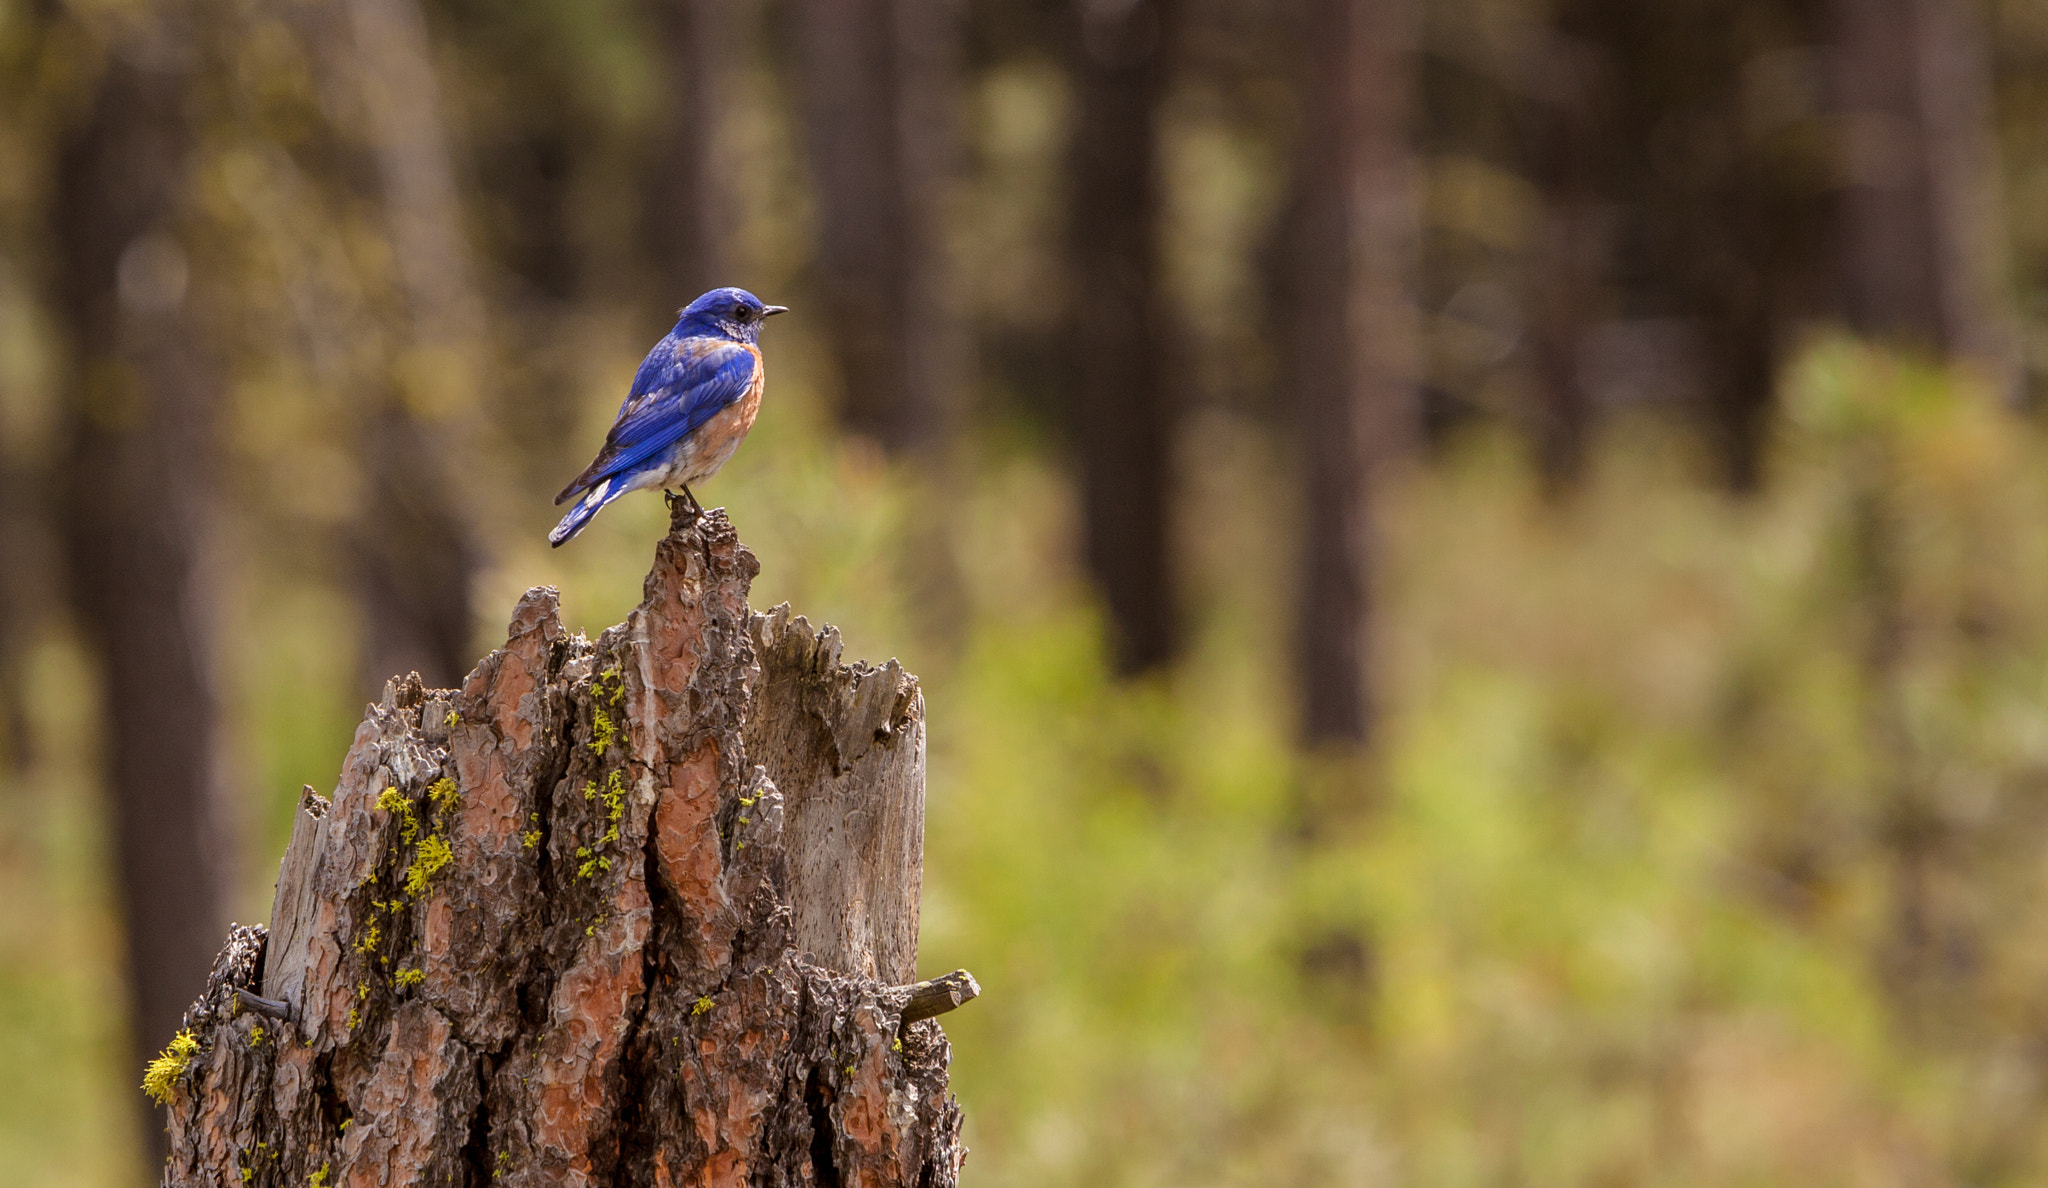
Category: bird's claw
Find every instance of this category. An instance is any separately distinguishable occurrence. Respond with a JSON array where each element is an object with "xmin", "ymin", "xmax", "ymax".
[{"xmin": 665, "ymin": 487, "xmax": 705, "ymax": 521}]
